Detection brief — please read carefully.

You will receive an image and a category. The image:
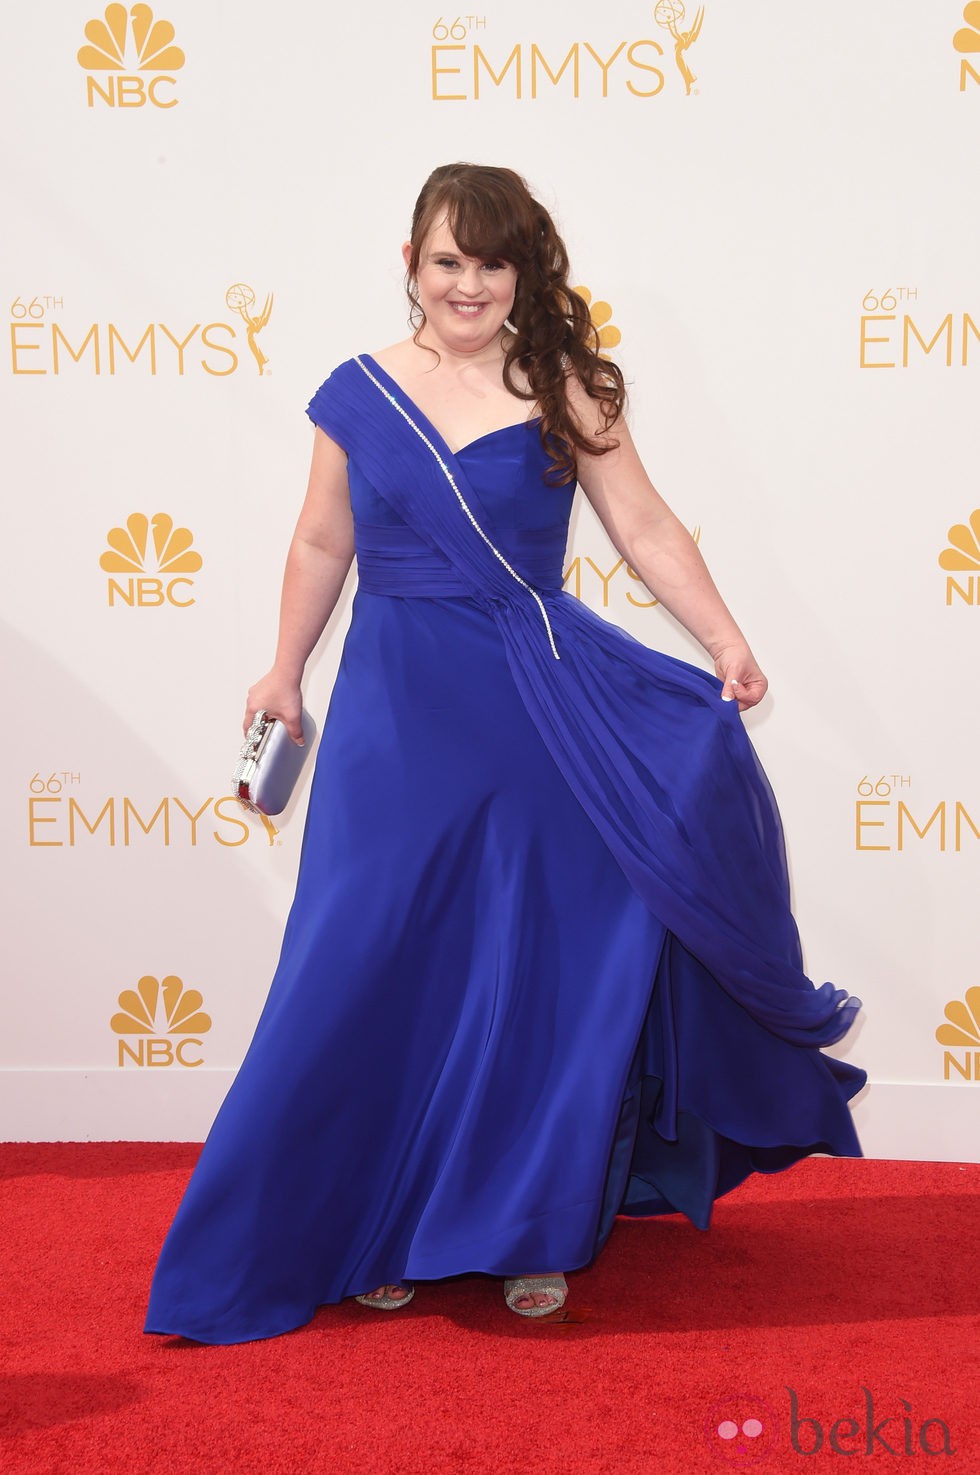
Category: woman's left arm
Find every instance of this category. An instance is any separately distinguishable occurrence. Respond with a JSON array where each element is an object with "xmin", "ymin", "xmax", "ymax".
[{"xmin": 571, "ymin": 390, "xmax": 768, "ymax": 712}]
